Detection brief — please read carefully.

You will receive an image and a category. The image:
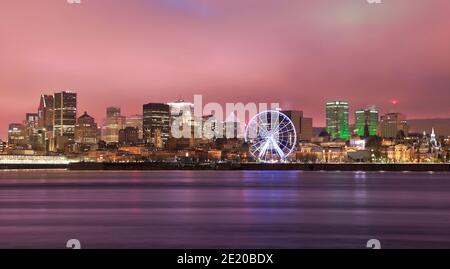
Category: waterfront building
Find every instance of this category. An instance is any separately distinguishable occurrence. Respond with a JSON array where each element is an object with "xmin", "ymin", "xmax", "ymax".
[
  {"xmin": 414, "ymin": 129, "xmax": 443, "ymax": 163},
  {"xmin": 101, "ymin": 107, "xmax": 125, "ymax": 144},
  {"xmin": 75, "ymin": 112, "xmax": 98, "ymax": 146},
  {"xmin": 355, "ymin": 108, "xmax": 379, "ymax": 137},
  {"xmin": 53, "ymin": 91, "xmax": 77, "ymax": 151},
  {"xmin": 383, "ymin": 144, "xmax": 412, "ymax": 163},
  {"xmin": 379, "ymin": 113, "xmax": 408, "ymax": 139},
  {"xmin": 0, "ymin": 155, "xmax": 77, "ymax": 165},
  {"xmin": 143, "ymin": 103, "xmax": 170, "ymax": 149},
  {"xmin": 326, "ymin": 101, "xmax": 350, "ymax": 140}
]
